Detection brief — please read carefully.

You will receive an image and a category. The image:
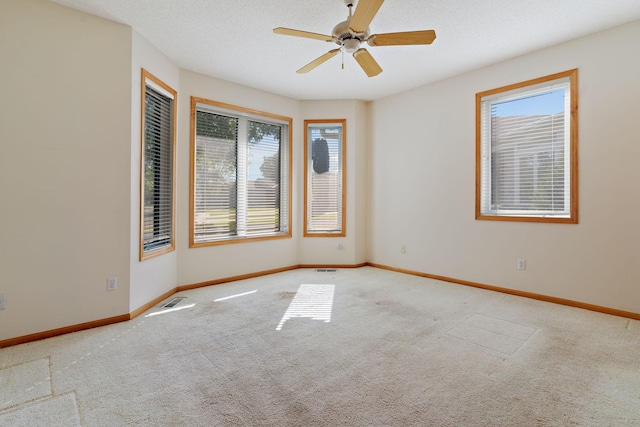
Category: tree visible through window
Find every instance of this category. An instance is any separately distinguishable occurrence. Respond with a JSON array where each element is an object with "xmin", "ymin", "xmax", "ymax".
[{"xmin": 476, "ymin": 69, "xmax": 578, "ymax": 223}]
